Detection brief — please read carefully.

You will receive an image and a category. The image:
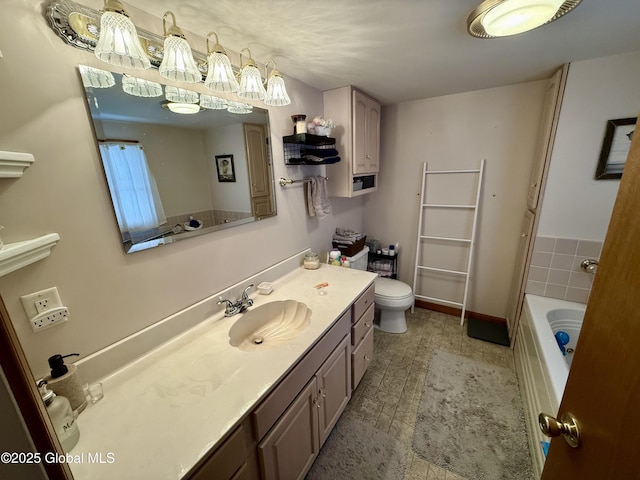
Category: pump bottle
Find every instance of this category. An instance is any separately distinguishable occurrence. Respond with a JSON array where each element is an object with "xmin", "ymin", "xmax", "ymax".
[{"xmin": 37, "ymin": 380, "xmax": 80, "ymax": 452}]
